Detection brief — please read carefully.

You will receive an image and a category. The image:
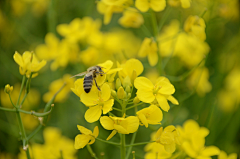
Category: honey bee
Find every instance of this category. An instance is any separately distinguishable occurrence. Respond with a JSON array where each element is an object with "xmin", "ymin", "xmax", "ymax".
[{"xmin": 71, "ymin": 66, "xmax": 105, "ymax": 93}]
